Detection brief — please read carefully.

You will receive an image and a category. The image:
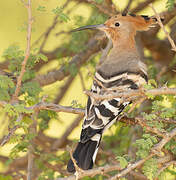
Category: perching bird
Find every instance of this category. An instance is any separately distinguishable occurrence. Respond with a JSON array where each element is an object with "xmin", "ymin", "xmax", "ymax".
[{"xmin": 67, "ymin": 14, "xmax": 161, "ymax": 173}]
